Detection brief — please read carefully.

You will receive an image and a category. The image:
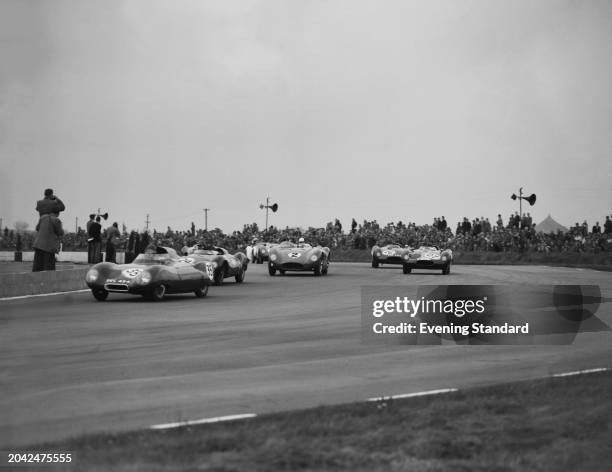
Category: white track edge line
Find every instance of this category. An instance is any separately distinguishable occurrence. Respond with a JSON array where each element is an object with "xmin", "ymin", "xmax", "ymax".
[
  {"xmin": 552, "ymin": 367, "xmax": 610, "ymax": 377},
  {"xmin": 150, "ymin": 413, "xmax": 257, "ymax": 430},
  {"xmin": 367, "ymin": 388, "xmax": 458, "ymax": 402}
]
